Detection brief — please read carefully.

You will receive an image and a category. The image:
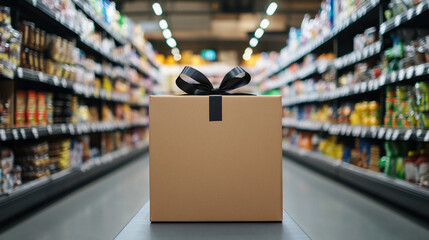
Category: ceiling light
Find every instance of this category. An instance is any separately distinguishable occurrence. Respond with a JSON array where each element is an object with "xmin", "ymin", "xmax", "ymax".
[
  {"xmin": 244, "ymin": 47, "xmax": 253, "ymax": 55},
  {"xmin": 249, "ymin": 38, "xmax": 258, "ymax": 47},
  {"xmin": 159, "ymin": 19, "xmax": 168, "ymax": 29},
  {"xmin": 266, "ymin": 2, "xmax": 278, "ymax": 16},
  {"xmin": 152, "ymin": 3, "xmax": 163, "ymax": 16},
  {"xmin": 163, "ymin": 29, "xmax": 172, "ymax": 39},
  {"xmin": 174, "ymin": 54, "xmax": 182, "ymax": 61},
  {"xmin": 166, "ymin": 38, "xmax": 177, "ymax": 48},
  {"xmin": 260, "ymin": 19, "xmax": 270, "ymax": 29},
  {"xmin": 171, "ymin": 47, "xmax": 180, "ymax": 55},
  {"xmin": 255, "ymin": 28, "xmax": 264, "ymax": 38},
  {"xmin": 243, "ymin": 53, "xmax": 251, "ymax": 61}
]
